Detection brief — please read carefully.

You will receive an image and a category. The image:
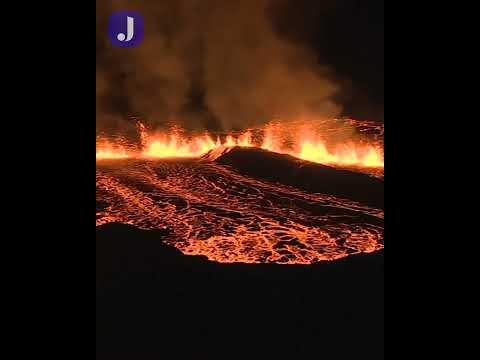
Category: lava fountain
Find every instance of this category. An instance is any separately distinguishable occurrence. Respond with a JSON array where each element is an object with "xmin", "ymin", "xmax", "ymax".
[{"xmin": 96, "ymin": 119, "xmax": 384, "ymax": 170}]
